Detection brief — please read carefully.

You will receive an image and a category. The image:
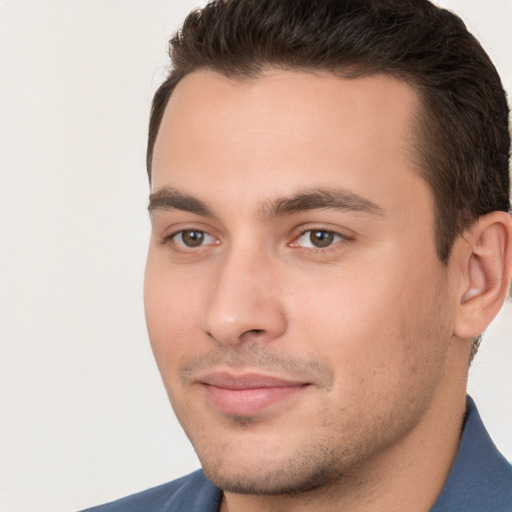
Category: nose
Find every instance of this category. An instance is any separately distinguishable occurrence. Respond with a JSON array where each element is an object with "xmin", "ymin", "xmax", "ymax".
[{"xmin": 202, "ymin": 248, "xmax": 287, "ymax": 346}]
